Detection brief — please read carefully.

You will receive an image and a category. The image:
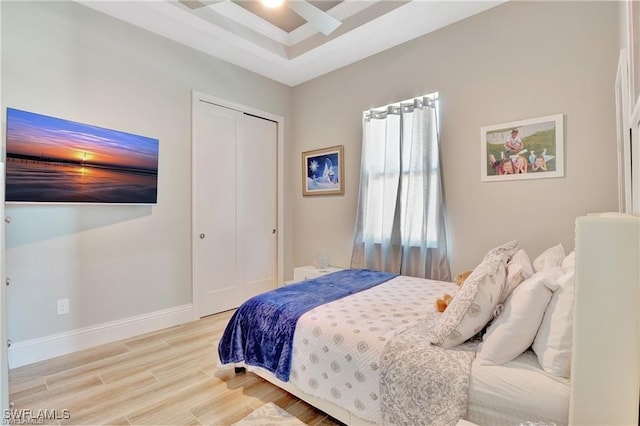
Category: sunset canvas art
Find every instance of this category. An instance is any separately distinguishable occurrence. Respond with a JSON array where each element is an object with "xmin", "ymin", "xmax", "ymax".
[{"xmin": 5, "ymin": 108, "xmax": 159, "ymax": 203}]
